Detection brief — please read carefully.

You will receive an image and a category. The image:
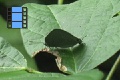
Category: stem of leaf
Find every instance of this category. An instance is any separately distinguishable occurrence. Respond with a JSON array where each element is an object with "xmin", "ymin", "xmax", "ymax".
[
  {"xmin": 58, "ymin": 0, "xmax": 64, "ymax": 5},
  {"xmin": 106, "ymin": 53, "xmax": 120, "ymax": 80}
]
